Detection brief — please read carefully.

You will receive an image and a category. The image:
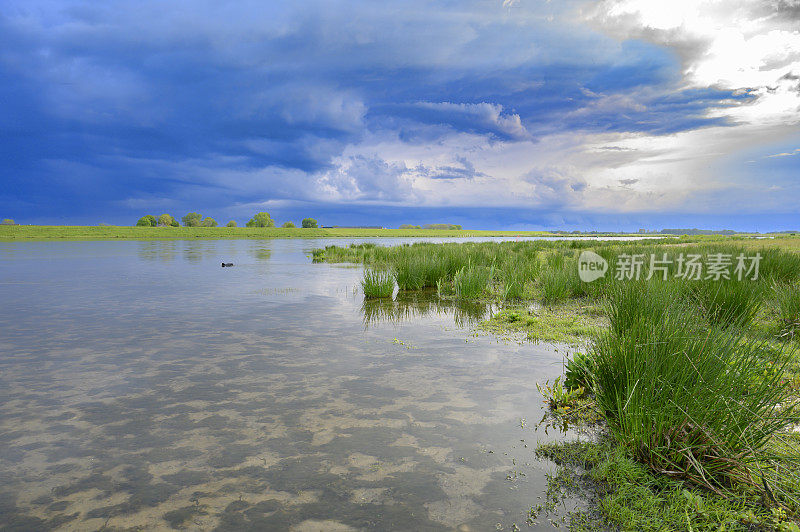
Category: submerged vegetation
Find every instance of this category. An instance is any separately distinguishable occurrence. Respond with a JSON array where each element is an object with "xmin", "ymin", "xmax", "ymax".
[{"xmin": 315, "ymin": 236, "xmax": 800, "ymax": 529}]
